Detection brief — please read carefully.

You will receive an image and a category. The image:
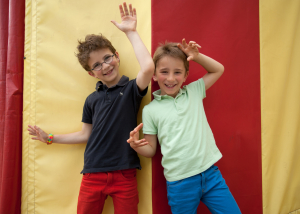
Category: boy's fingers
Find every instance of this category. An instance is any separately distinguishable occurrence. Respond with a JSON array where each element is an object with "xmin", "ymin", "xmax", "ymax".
[
  {"xmin": 177, "ymin": 43, "xmax": 184, "ymax": 51},
  {"xmin": 196, "ymin": 44, "xmax": 201, "ymax": 48},
  {"xmin": 123, "ymin": 2, "xmax": 129, "ymax": 15},
  {"xmin": 133, "ymin": 8, "xmax": 137, "ymax": 17},
  {"xmin": 129, "ymin": 130, "xmax": 137, "ymax": 137},
  {"xmin": 111, "ymin": 20, "xmax": 119, "ymax": 28},
  {"xmin": 134, "ymin": 123, "xmax": 143, "ymax": 132},
  {"xmin": 119, "ymin": 4, "xmax": 125, "ymax": 17},
  {"xmin": 133, "ymin": 139, "xmax": 147, "ymax": 146},
  {"xmin": 129, "ymin": 4, "xmax": 133, "ymax": 16},
  {"xmin": 28, "ymin": 132, "xmax": 37, "ymax": 136},
  {"xmin": 136, "ymin": 141, "xmax": 149, "ymax": 147},
  {"xmin": 182, "ymin": 38, "xmax": 187, "ymax": 48}
]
